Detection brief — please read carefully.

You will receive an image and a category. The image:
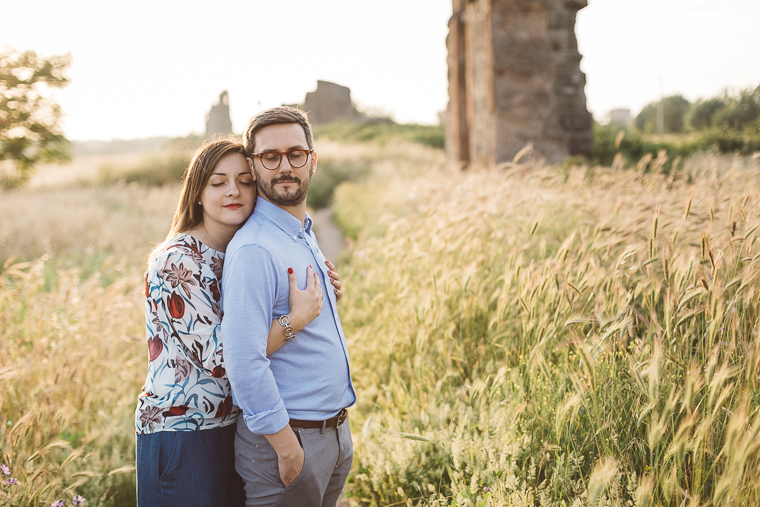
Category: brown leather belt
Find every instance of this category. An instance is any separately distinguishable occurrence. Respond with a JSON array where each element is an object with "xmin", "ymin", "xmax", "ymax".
[{"xmin": 289, "ymin": 408, "xmax": 348, "ymax": 429}]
